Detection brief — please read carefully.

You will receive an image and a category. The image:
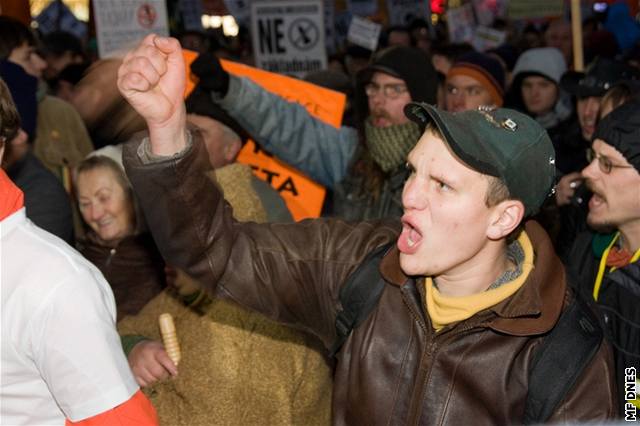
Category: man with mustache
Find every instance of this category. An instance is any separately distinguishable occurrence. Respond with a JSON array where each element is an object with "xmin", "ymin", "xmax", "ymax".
[
  {"xmin": 118, "ymin": 35, "xmax": 616, "ymax": 424},
  {"xmin": 189, "ymin": 44, "xmax": 437, "ymax": 220},
  {"xmin": 554, "ymin": 58, "xmax": 639, "ymax": 206},
  {"xmin": 565, "ymin": 99, "xmax": 640, "ymax": 416}
]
